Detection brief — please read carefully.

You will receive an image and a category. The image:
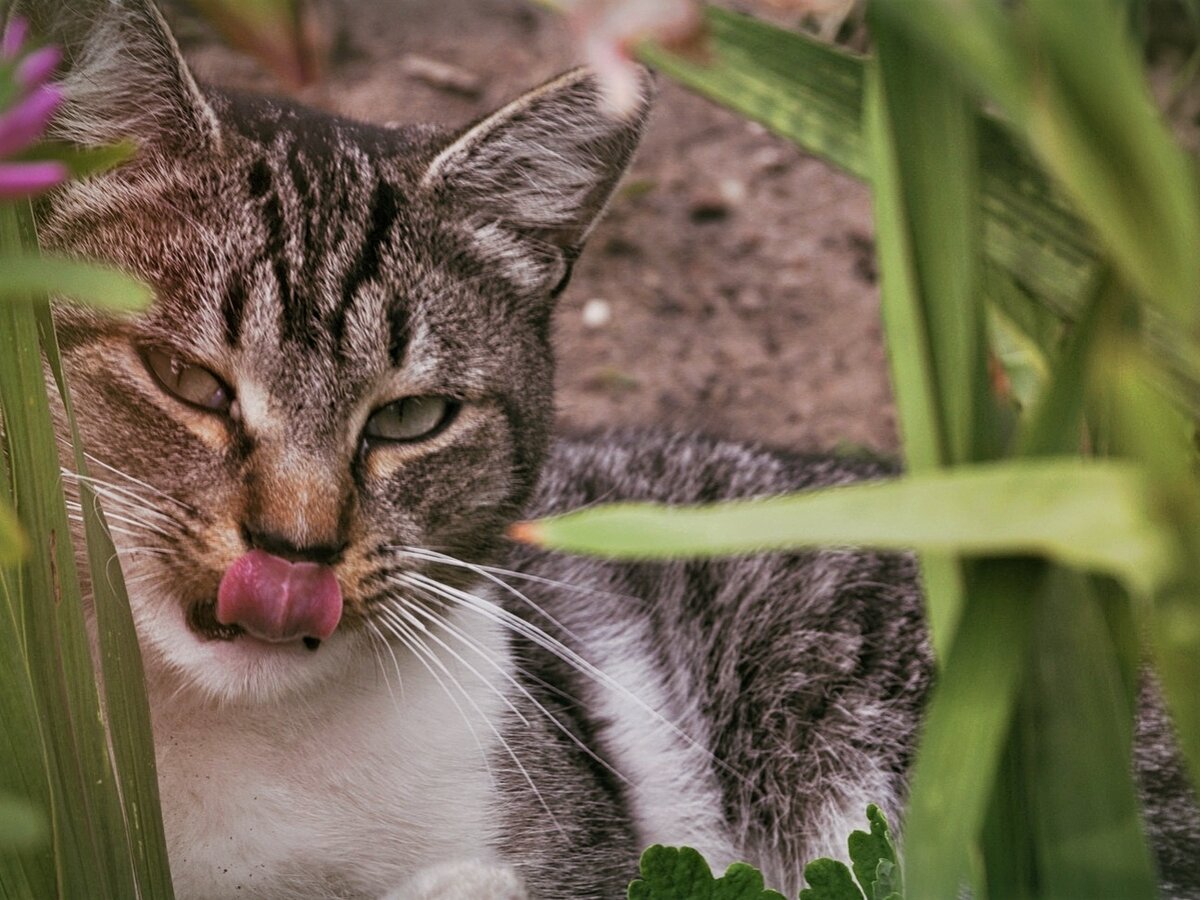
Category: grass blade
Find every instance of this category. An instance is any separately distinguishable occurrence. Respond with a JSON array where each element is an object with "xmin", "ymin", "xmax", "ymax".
[
  {"xmin": 901, "ymin": 559, "xmax": 1042, "ymax": 898},
  {"xmin": 1023, "ymin": 570, "xmax": 1157, "ymax": 898},
  {"xmin": 37, "ymin": 297, "xmax": 176, "ymax": 898},
  {"xmin": 515, "ymin": 459, "xmax": 1175, "ymax": 597},
  {"xmin": 0, "ymin": 255, "xmax": 152, "ymax": 310}
]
